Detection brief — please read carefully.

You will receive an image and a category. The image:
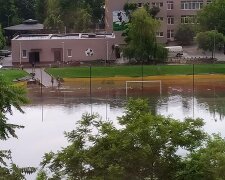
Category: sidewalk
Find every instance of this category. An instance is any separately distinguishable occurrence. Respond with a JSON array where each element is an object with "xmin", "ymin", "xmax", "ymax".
[{"xmin": 24, "ymin": 68, "xmax": 57, "ymax": 87}]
